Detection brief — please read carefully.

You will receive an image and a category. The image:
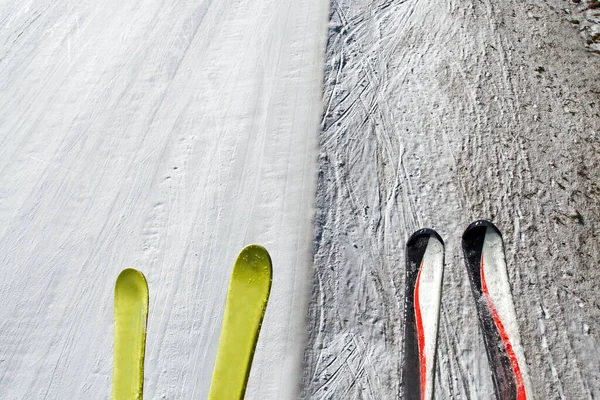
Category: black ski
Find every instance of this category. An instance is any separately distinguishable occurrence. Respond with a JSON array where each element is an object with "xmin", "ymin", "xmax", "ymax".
[
  {"xmin": 403, "ymin": 229, "xmax": 444, "ymax": 400},
  {"xmin": 462, "ymin": 220, "xmax": 531, "ymax": 400}
]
